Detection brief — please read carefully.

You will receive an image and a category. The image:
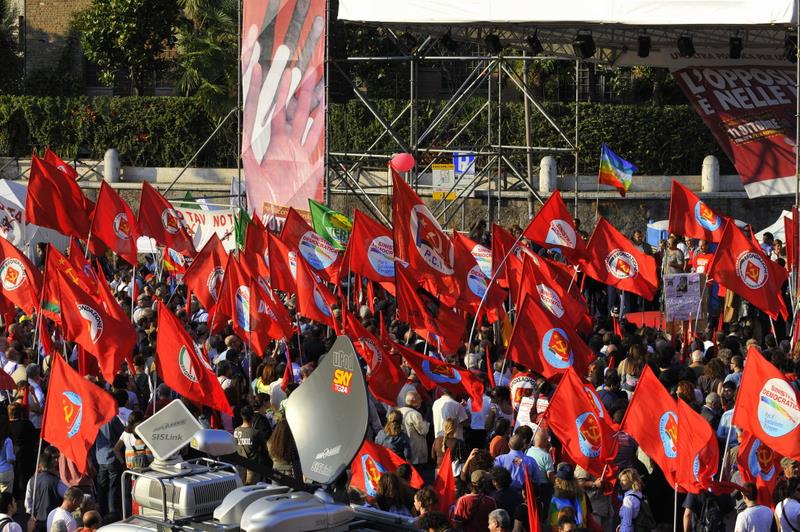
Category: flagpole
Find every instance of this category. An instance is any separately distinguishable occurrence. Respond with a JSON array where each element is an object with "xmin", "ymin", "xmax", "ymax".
[
  {"xmin": 718, "ymin": 406, "xmax": 734, "ymax": 481},
  {"xmin": 32, "ymin": 254, "xmax": 51, "ymax": 366},
  {"xmin": 673, "ymin": 482, "xmax": 678, "ymax": 532},
  {"xmin": 692, "ymin": 281, "xmax": 708, "ymax": 337}
]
